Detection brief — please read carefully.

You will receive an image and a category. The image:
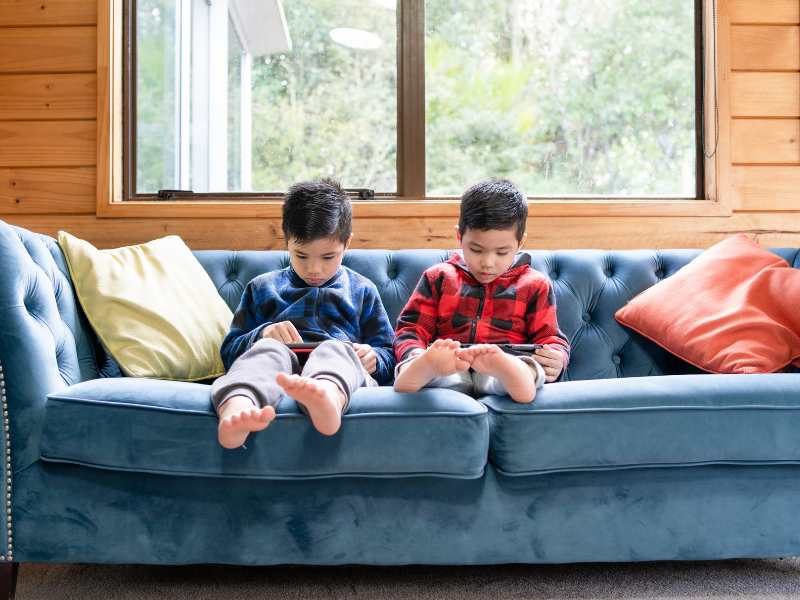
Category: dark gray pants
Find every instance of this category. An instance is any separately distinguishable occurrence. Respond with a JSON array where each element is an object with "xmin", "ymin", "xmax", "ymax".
[{"xmin": 211, "ymin": 338, "xmax": 376, "ymax": 414}]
